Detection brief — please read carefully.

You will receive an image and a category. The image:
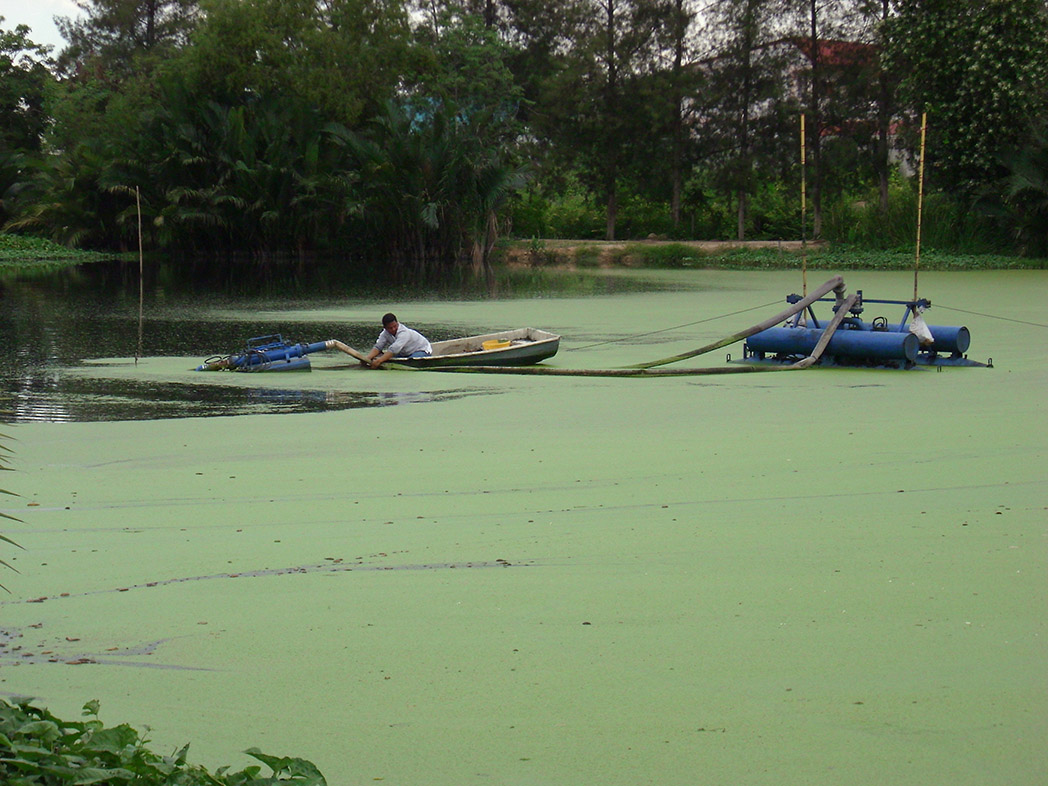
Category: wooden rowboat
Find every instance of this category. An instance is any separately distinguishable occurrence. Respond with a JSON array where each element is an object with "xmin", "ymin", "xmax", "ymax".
[
  {"xmin": 200, "ymin": 329, "xmax": 560, "ymax": 373},
  {"xmin": 389, "ymin": 328, "xmax": 560, "ymax": 368}
]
